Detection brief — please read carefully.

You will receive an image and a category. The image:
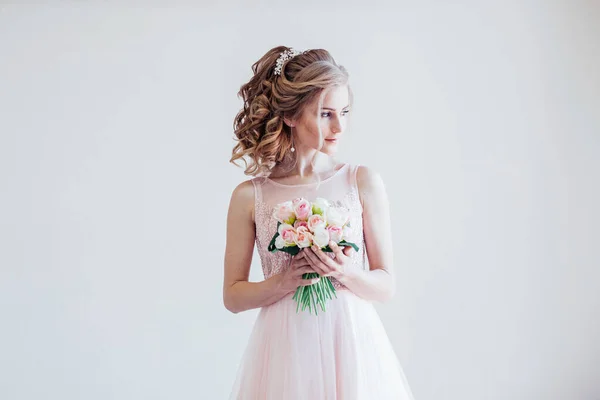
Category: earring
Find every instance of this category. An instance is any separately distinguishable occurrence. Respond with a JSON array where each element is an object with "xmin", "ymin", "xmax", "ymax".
[{"xmin": 290, "ymin": 125, "xmax": 295, "ymax": 152}]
